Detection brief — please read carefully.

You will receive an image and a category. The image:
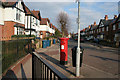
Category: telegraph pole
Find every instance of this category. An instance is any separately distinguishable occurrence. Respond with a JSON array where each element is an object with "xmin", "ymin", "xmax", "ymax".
[{"xmin": 76, "ymin": 0, "xmax": 81, "ymax": 77}]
